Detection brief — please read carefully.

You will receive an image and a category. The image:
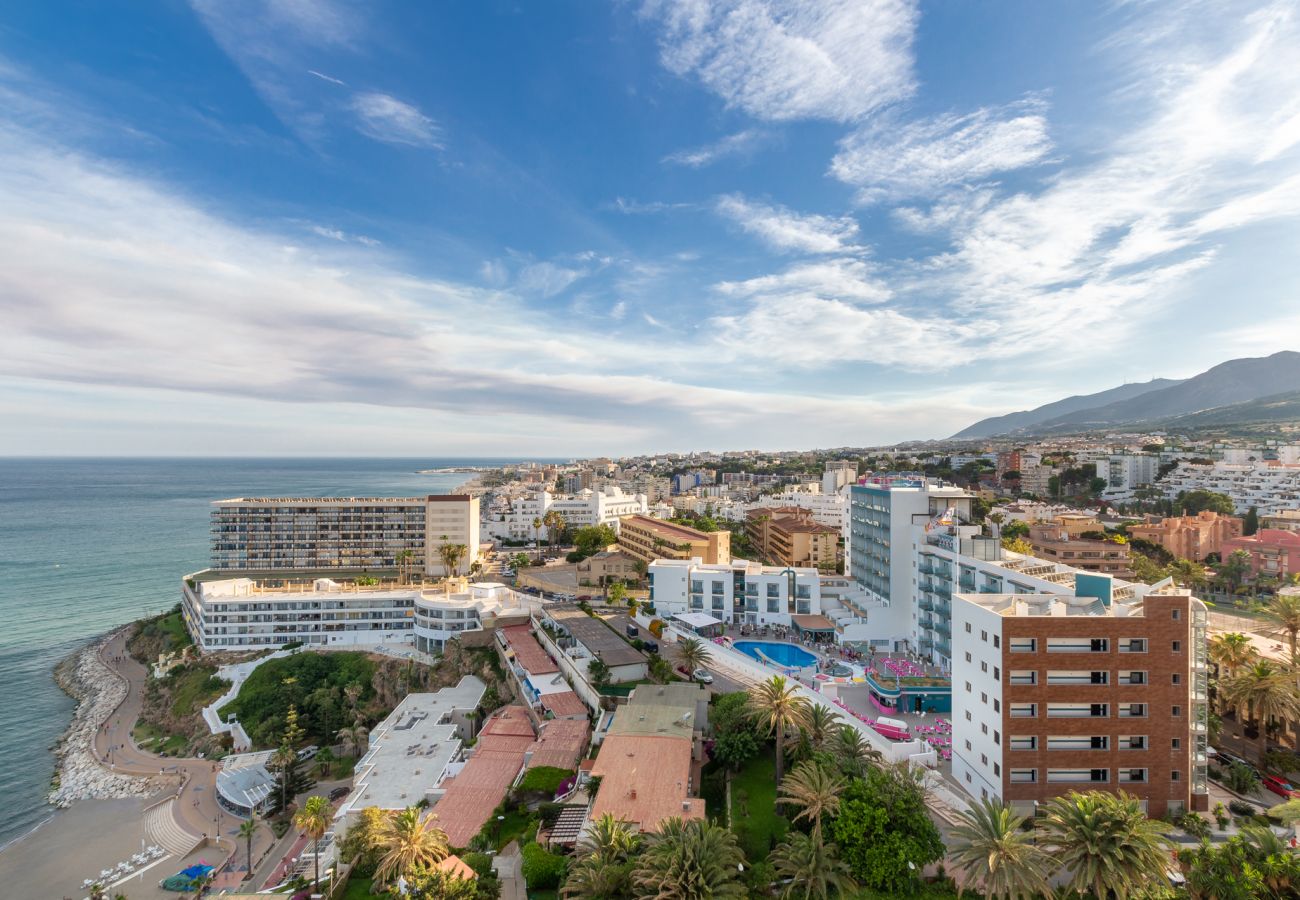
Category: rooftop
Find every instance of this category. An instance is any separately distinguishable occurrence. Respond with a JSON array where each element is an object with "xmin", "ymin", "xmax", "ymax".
[
  {"xmin": 433, "ymin": 706, "xmax": 535, "ymax": 846},
  {"xmin": 546, "ymin": 607, "xmax": 646, "ymax": 667},
  {"xmin": 589, "ymin": 734, "xmax": 703, "ymax": 832},
  {"xmin": 619, "ymin": 514, "xmax": 715, "ymax": 541},
  {"xmin": 539, "ymin": 691, "xmax": 588, "ymax": 718},
  {"xmin": 500, "ymin": 625, "xmax": 560, "ymax": 675},
  {"xmin": 527, "ymin": 718, "xmax": 590, "ymax": 770}
]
